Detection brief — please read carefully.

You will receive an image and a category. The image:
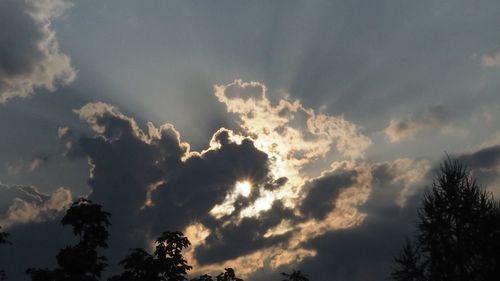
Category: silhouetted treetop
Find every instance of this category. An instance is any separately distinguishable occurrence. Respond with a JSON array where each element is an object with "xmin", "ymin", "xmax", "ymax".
[
  {"xmin": 0, "ymin": 227, "xmax": 10, "ymax": 246},
  {"xmin": 392, "ymin": 157, "xmax": 500, "ymax": 281},
  {"xmin": 190, "ymin": 268, "xmax": 242, "ymax": 281},
  {"xmin": 391, "ymin": 240, "xmax": 424, "ymax": 281},
  {"xmin": 27, "ymin": 198, "xmax": 111, "ymax": 281},
  {"xmin": 109, "ymin": 231, "xmax": 192, "ymax": 281},
  {"xmin": 0, "ymin": 226, "xmax": 11, "ymax": 281},
  {"xmin": 22, "ymin": 197, "xmax": 310, "ymax": 281},
  {"xmin": 281, "ymin": 270, "xmax": 309, "ymax": 281},
  {"xmin": 215, "ymin": 268, "xmax": 243, "ymax": 281},
  {"xmin": 62, "ymin": 198, "xmax": 111, "ymax": 248}
]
